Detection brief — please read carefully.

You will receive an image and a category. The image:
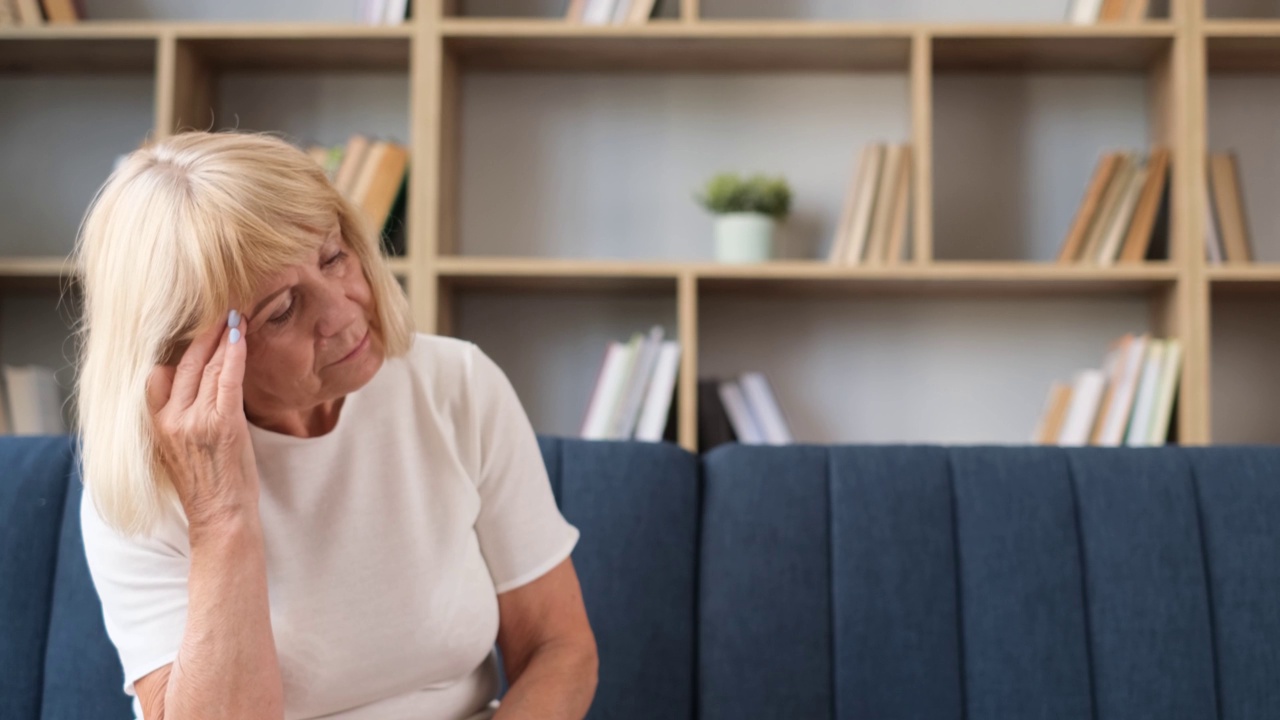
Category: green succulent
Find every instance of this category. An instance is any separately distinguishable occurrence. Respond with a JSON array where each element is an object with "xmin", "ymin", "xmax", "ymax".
[{"xmin": 695, "ymin": 173, "xmax": 792, "ymax": 220}]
